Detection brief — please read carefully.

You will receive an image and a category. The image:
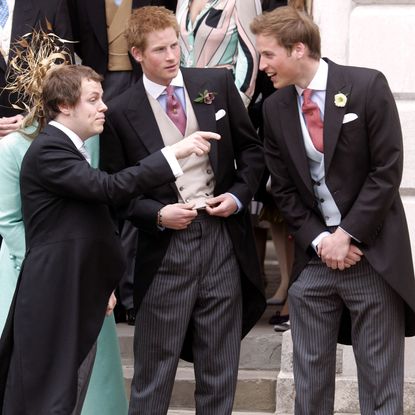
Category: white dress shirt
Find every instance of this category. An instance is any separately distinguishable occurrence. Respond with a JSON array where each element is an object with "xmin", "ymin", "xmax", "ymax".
[{"xmin": 295, "ymin": 59, "xmax": 355, "ymax": 249}]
